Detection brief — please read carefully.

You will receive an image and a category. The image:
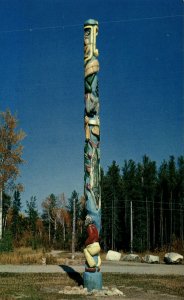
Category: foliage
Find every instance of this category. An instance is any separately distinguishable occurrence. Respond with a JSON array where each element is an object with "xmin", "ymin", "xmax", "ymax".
[
  {"xmin": 42, "ymin": 193, "xmax": 71, "ymax": 248},
  {"xmin": 25, "ymin": 196, "xmax": 39, "ymax": 247},
  {"xmin": 102, "ymin": 156, "xmax": 184, "ymax": 252},
  {"xmin": 1, "ymin": 152, "xmax": 183, "ymax": 252},
  {"xmin": 2, "ymin": 192, "xmax": 11, "ymax": 235},
  {"xmin": 101, "ymin": 161, "xmax": 122, "ymax": 250},
  {"xmin": 67, "ymin": 190, "xmax": 86, "ymax": 251},
  {"xmin": 0, "ymin": 109, "xmax": 26, "ymax": 190},
  {"xmin": 0, "ymin": 229, "xmax": 13, "ymax": 252},
  {"xmin": 11, "ymin": 190, "xmax": 22, "ymax": 239}
]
